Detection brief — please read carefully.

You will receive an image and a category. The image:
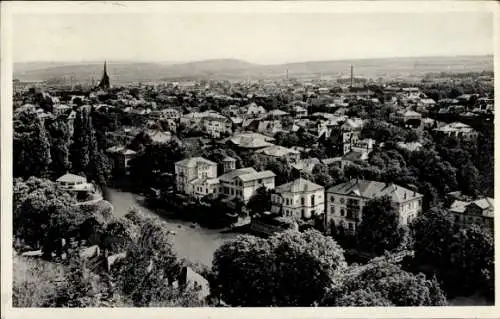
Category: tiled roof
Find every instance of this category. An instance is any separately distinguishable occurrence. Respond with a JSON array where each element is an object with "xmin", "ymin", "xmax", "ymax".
[
  {"xmin": 256, "ymin": 145, "xmax": 300, "ymax": 157},
  {"xmin": 57, "ymin": 173, "xmax": 87, "ymax": 183},
  {"xmin": 219, "ymin": 167, "xmax": 257, "ymax": 181},
  {"xmin": 327, "ymin": 179, "xmax": 422, "ymax": 203},
  {"xmin": 175, "ymin": 157, "xmax": 216, "ymax": 168},
  {"xmin": 276, "ymin": 178, "xmax": 323, "ymax": 194},
  {"xmin": 238, "ymin": 170, "xmax": 276, "ymax": 182}
]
